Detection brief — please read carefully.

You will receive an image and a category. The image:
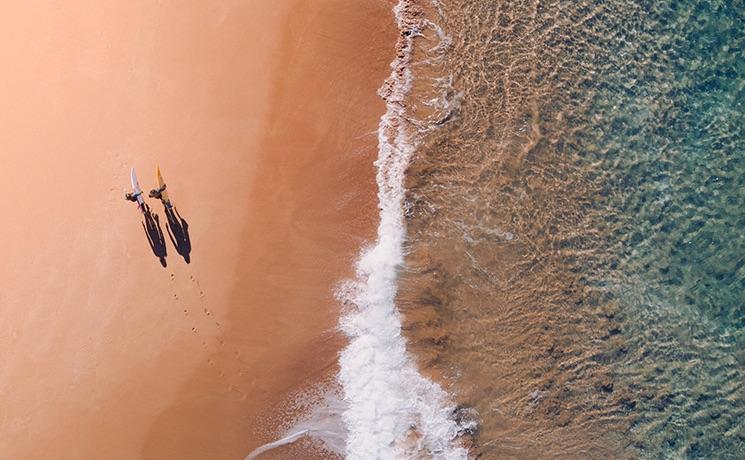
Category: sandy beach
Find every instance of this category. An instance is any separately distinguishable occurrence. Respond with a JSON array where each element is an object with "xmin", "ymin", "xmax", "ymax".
[{"xmin": 0, "ymin": 1, "xmax": 395, "ymax": 458}]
